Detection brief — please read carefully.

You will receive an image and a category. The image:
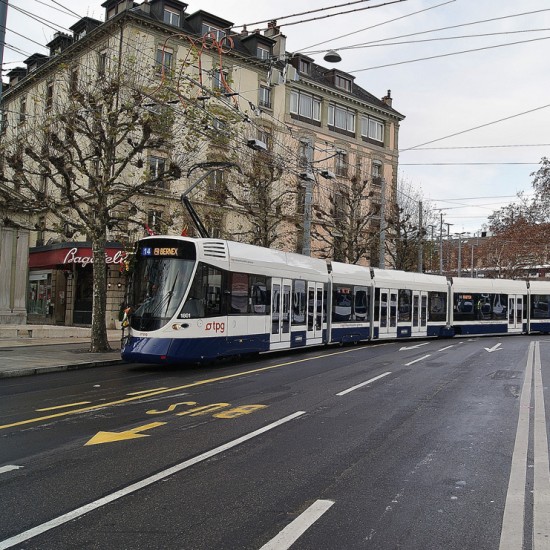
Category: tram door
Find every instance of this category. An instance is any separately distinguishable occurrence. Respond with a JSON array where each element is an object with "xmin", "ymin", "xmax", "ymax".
[
  {"xmin": 307, "ymin": 282, "xmax": 324, "ymax": 344},
  {"xmin": 412, "ymin": 291, "xmax": 428, "ymax": 334},
  {"xmin": 379, "ymin": 289, "xmax": 398, "ymax": 338},
  {"xmin": 271, "ymin": 278, "xmax": 292, "ymax": 346},
  {"xmin": 507, "ymin": 295, "xmax": 523, "ymax": 333}
]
